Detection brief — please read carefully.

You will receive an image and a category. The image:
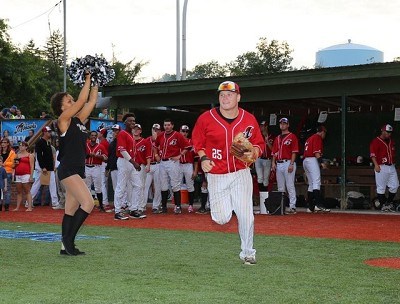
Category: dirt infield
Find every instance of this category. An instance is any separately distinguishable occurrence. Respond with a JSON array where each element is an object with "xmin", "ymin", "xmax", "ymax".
[{"xmin": 1, "ymin": 206, "xmax": 399, "ymax": 243}]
